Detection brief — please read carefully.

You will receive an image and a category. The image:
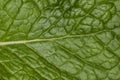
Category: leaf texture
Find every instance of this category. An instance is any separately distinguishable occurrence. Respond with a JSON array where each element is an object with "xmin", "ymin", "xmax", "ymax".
[{"xmin": 0, "ymin": 0, "xmax": 120, "ymax": 80}]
